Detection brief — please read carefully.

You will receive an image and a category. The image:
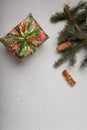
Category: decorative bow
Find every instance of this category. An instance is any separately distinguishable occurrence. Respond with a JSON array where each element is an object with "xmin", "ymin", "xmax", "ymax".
[{"xmin": 5, "ymin": 16, "xmax": 40, "ymax": 59}]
